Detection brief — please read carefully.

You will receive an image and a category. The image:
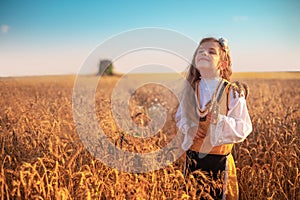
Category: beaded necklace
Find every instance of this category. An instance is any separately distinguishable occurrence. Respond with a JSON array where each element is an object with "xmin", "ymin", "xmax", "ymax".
[{"xmin": 195, "ymin": 78, "xmax": 222, "ymax": 118}]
